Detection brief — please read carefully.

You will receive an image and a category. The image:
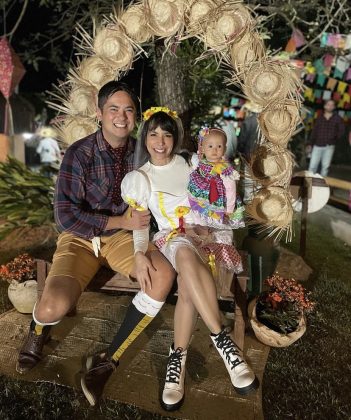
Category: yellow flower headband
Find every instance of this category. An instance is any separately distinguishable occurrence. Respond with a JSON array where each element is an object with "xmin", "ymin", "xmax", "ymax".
[{"xmin": 143, "ymin": 106, "xmax": 178, "ymax": 121}]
